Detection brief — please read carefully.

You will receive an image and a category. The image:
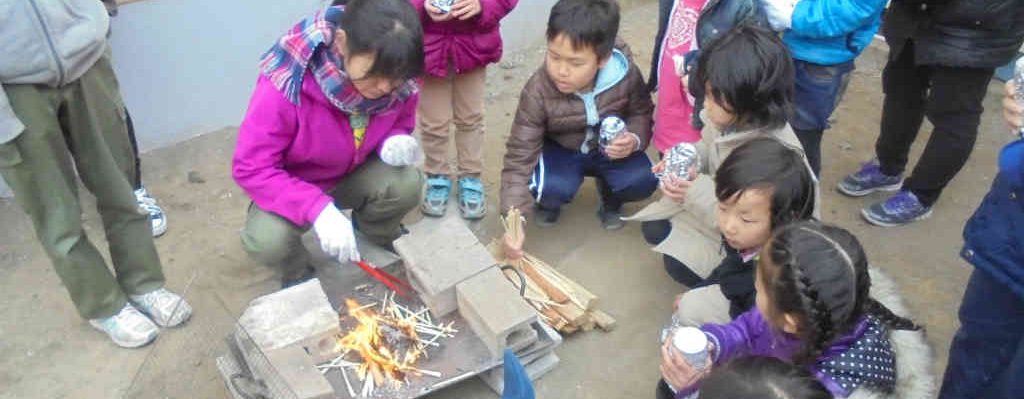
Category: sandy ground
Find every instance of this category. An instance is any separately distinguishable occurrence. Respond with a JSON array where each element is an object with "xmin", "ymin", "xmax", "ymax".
[{"xmin": 0, "ymin": 2, "xmax": 1014, "ymax": 398}]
